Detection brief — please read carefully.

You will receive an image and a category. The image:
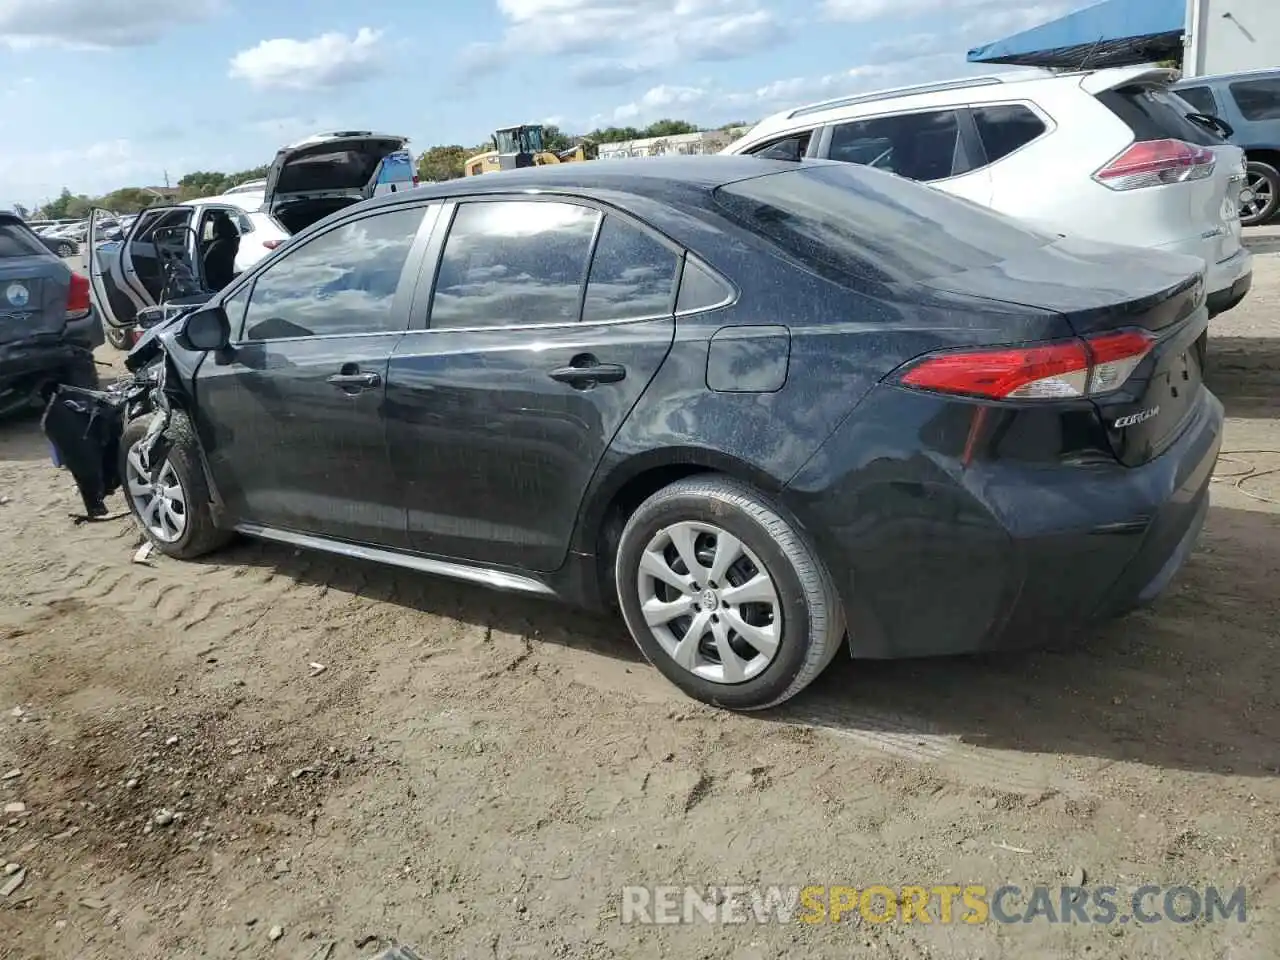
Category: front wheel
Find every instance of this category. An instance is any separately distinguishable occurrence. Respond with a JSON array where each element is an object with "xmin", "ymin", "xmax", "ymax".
[
  {"xmin": 119, "ymin": 411, "xmax": 231, "ymax": 560},
  {"xmin": 615, "ymin": 475, "xmax": 845, "ymax": 711},
  {"xmin": 1240, "ymin": 161, "xmax": 1280, "ymax": 226}
]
